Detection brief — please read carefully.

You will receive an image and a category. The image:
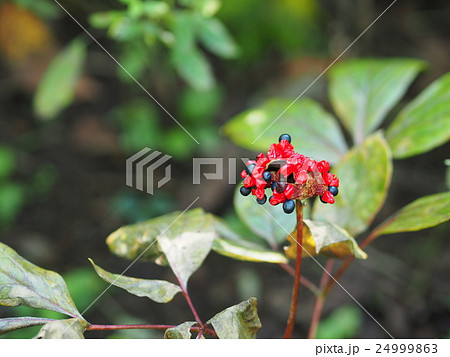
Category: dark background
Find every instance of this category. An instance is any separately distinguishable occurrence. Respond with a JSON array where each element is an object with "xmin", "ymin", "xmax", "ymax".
[{"xmin": 0, "ymin": 0, "xmax": 449, "ymax": 338}]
